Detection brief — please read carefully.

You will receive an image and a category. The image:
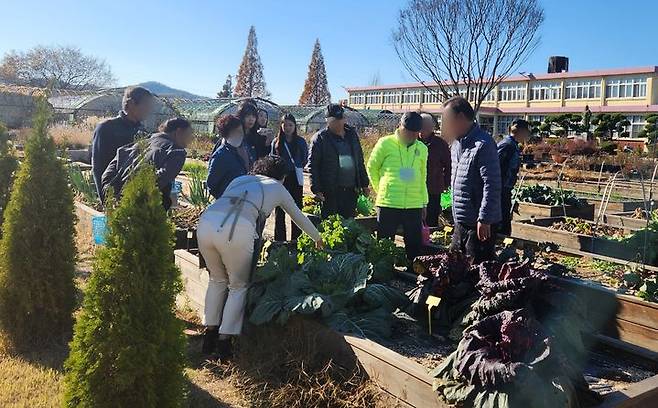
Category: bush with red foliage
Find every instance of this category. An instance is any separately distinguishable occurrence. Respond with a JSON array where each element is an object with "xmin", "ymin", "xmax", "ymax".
[{"xmin": 565, "ymin": 139, "xmax": 598, "ymax": 156}]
